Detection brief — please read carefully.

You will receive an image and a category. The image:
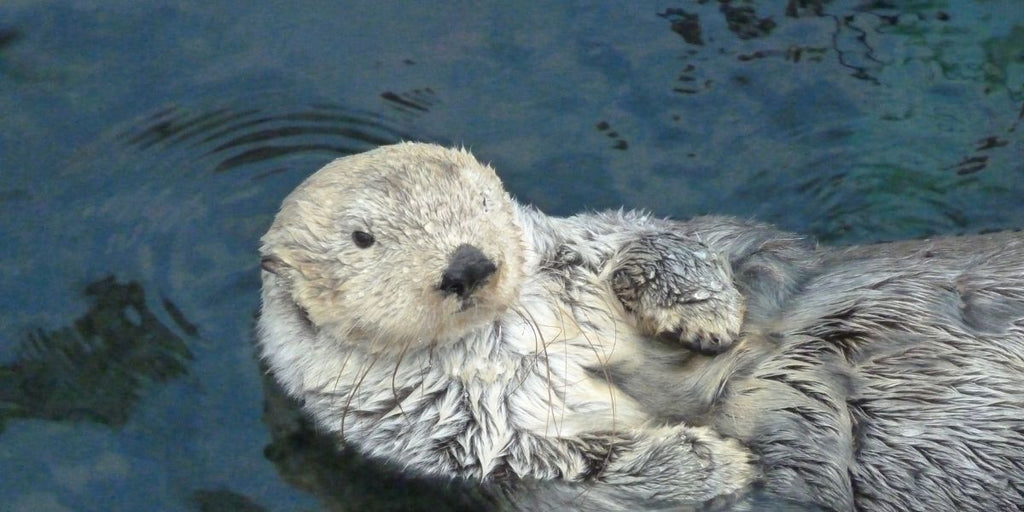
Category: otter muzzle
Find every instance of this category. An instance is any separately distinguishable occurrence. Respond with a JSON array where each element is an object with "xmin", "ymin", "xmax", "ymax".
[{"xmin": 439, "ymin": 244, "xmax": 497, "ymax": 299}]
